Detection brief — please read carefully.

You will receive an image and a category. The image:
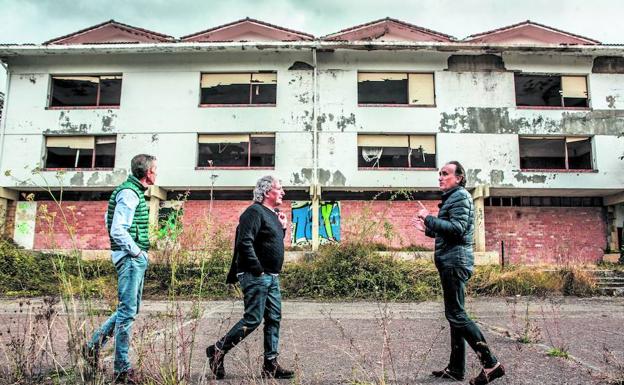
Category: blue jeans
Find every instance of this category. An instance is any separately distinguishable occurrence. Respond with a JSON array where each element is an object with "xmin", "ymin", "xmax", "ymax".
[
  {"xmin": 88, "ymin": 253, "xmax": 148, "ymax": 373},
  {"xmin": 216, "ymin": 272, "xmax": 282, "ymax": 359}
]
